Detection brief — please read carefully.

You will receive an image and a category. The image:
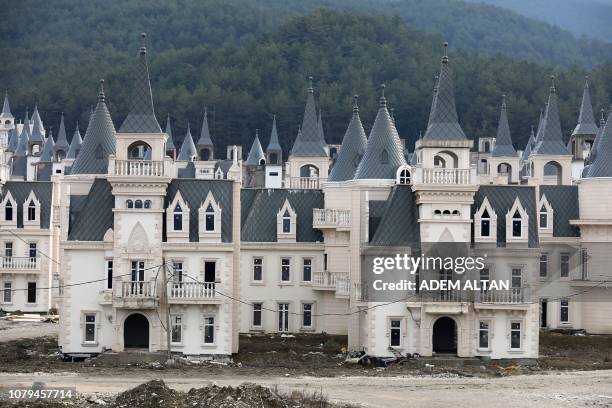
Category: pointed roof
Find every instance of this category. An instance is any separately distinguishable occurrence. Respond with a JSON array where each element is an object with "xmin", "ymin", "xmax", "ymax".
[
  {"xmin": 29, "ymin": 109, "xmax": 45, "ymax": 144},
  {"xmin": 39, "ymin": 131, "xmax": 55, "ymax": 163},
  {"xmin": 290, "ymin": 77, "xmax": 327, "ymax": 157},
  {"xmin": 491, "ymin": 95, "xmax": 517, "ymax": 157},
  {"xmin": 522, "ymin": 126, "xmax": 536, "ymax": 162},
  {"xmin": 586, "ymin": 109, "xmax": 606, "ymax": 165},
  {"xmin": 66, "ymin": 124, "xmax": 82, "ymax": 160},
  {"xmin": 11, "ymin": 127, "xmax": 28, "ymax": 177},
  {"xmin": 317, "ymin": 110, "xmax": 326, "ymax": 145},
  {"xmin": 118, "ymin": 33, "xmax": 162, "ymax": 134},
  {"xmin": 23, "ymin": 109, "xmax": 30, "ymax": 128},
  {"xmin": 572, "ymin": 78, "xmax": 598, "ymax": 136},
  {"xmin": 196, "ymin": 108, "xmax": 213, "ymax": 147},
  {"xmin": 587, "ymin": 106, "xmax": 612, "ymax": 178},
  {"xmin": 31, "ymin": 105, "xmax": 44, "ymax": 133},
  {"xmin": 532, "ymin": 77, "xmax": 570, "ymax": 156},
  {"xmin": 54, "ymin": 113, "xmax": 70, "ymax": 151},
  {"xmin": 354, "ymin": 86, "xmax": 407, "ymax": 179},
  {"xmin": 423, "ymin": 43, "xmax": 466, "ymax": 141},
  {"xmin": 6, "ymin": 128, "xmax": 18, "ymax": 152},
  {"xmin": 266, "ymin": 115, "xmax": 282, "ymax": 153},
  {"xmin": 177, "ymin": 122, "xmax": 197, "ymax": 161},
  {"xmin": 329, "ymin": 95, "xmax": 368, "ymax": 182},
  {"xmin": 0, "ymin": 92, "xmax": 12, "ymax": 119},
  {"xmin": 245, "ymin": 130, "xmax": 265, "ymax": 165},
  {"xmin": 71, "ymin": 80, "xmax": 117, "ymax": 174},
  {"xmin": 14, "ymin": 123, "xmax": 29, "ymax": 157},
  {"xmin": 164, "ymin": 114, "xmax": 175, "ymax": 149}
]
